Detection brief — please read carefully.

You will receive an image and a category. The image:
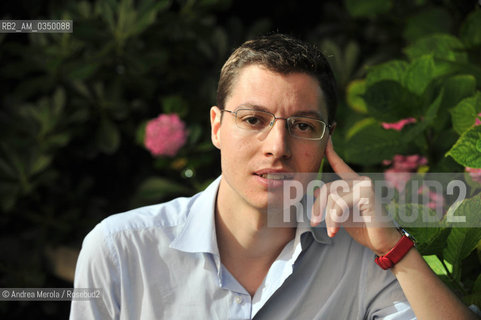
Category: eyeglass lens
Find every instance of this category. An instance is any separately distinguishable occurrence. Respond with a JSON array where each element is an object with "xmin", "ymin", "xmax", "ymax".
[{"xmin": 233, "ymin": 109, "xmax": 326, "ymax": 140}]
